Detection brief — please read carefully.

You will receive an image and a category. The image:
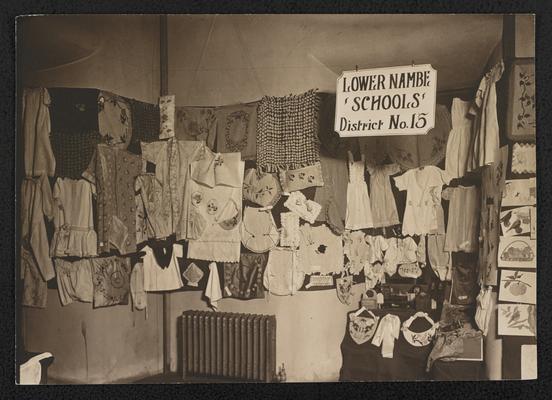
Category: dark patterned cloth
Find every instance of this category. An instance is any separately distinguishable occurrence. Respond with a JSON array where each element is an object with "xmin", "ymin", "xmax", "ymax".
[
  {"xmin": 48, "ymin": 87, "xmax": 102, "ymax": 178},
  {"xmin": 256, "ymin": 89, "xmax": 320, "ymax": 172},
  {"xmin": 223, "ymin": 253, "xmax": 268, "ymax": 299},
  {"xmin": 317, "ymin": 92, "xmax": 358, "ymax": 159},
  {"xmin": 83, "ymin": 145, "xmax": 142, "ymax": 255},
  {"xmin": 91, "ymin": 256, "xmax": 131, "ymax": 308},
  {"xmin": 126, "ymin": 98, "xmax": 160, "ymax": 154},
  {"xmin": 48, "ymin": 87, "xmax": 99, "ymax": 133},
  {"xmin": 50, "ymin": 130, "xmax": 103, "ymax": 179}
]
